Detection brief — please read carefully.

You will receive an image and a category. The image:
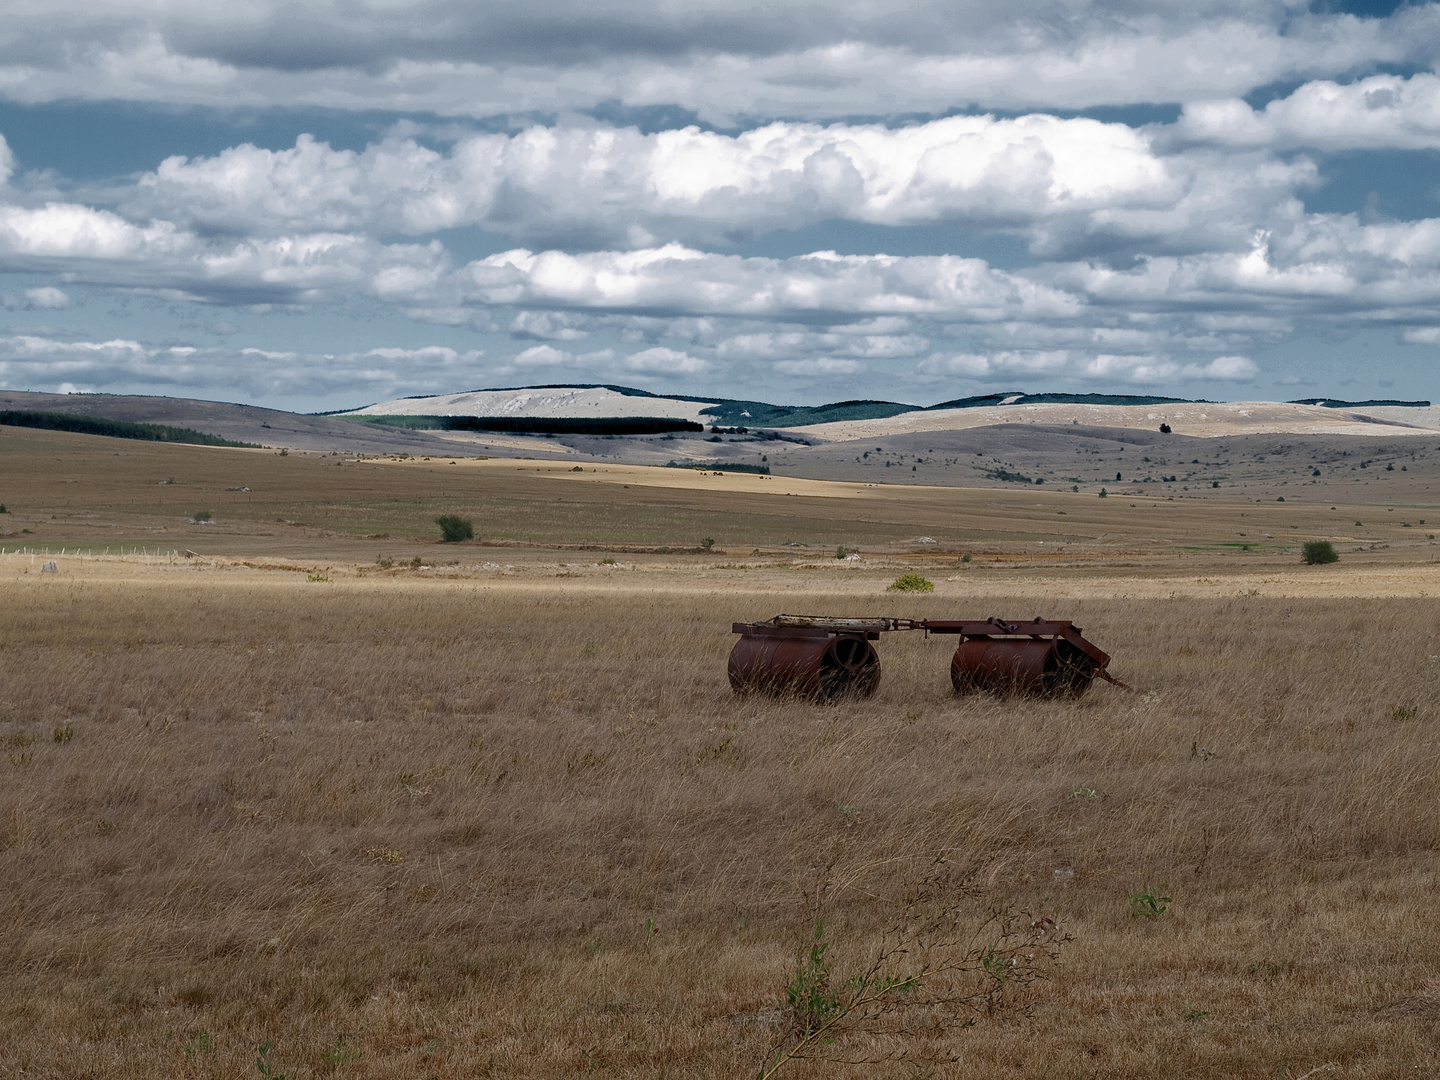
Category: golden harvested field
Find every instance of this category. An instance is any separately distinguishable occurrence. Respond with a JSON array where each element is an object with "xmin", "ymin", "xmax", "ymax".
[{"xmin": 3, "ymin": 425, "xmax": 1440, "ymax": 1078}]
